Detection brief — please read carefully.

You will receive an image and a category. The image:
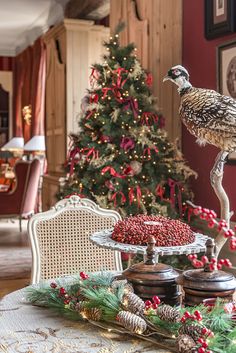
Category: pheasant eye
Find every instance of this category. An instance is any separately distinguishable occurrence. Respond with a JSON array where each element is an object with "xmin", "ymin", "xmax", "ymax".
[{"xmin": 173, "ymin": 69, "xmax": 180, "ymax": 76}]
